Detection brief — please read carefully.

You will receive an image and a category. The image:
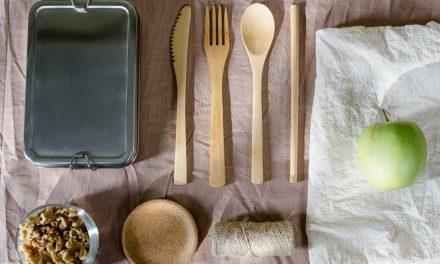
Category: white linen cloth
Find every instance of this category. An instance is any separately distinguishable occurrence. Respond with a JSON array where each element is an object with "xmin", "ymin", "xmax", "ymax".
[{"xmin": 307, "ymin": 22, "xmax": 440, "ymax": 263}]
